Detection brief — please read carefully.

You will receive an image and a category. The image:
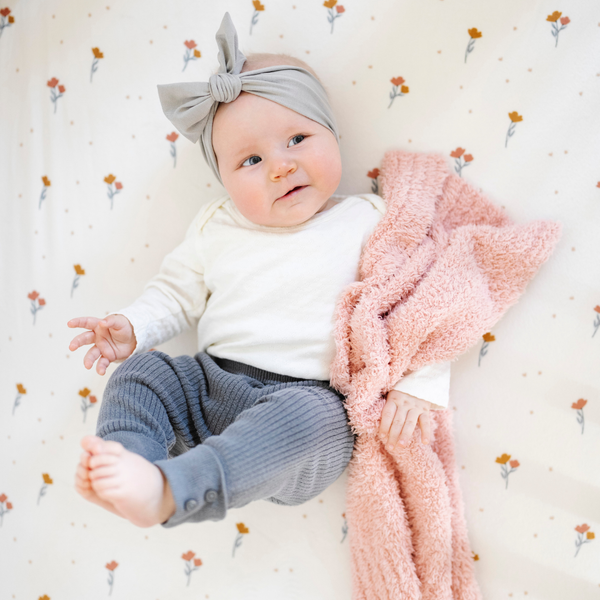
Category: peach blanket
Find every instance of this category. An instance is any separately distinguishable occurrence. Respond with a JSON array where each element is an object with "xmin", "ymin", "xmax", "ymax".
[{"xmin": 329, "ymin": 150, "xmax": 562, "ymax": 599}]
